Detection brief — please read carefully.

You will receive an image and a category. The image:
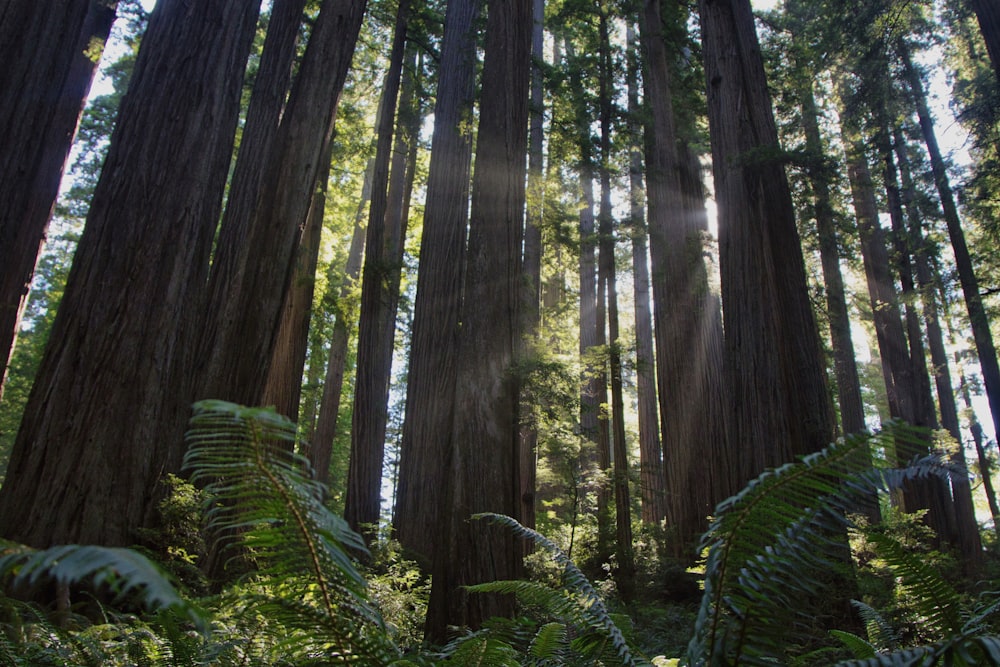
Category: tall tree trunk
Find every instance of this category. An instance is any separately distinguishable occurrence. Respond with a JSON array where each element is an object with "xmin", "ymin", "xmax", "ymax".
[
  {"xmin": 564, "ymin": 37, "xmax": 609, "ymax": 561},
  {"xmin": 699, "ymin": 0, "xmax": 831, "ymax": 493},
  {"xmin": 898, "ymin": 37, "xmax": 1000, "ymax": 457},
  {"xmin": 0, "ymin": 0, "xmax": 261, "ymax": 548},
  {"xmin": 310, "ymin": 186, "xmax": 369, "ymax": 484},
  {"xmin": 426, "ymin": 0, "xmax": 532, "ymax": 639},
  {"xmin": 204, "ymin": 0, "xmax": 307, "ymax": 326},
  {"xmin": 643, "ymin": 0, "xmax": 730, "ymax": 555},
  {"xmin": 626, "ymin": 22, "xmax": 664, "ymax": 525},
  {"xmin": 346, "ymin": 3, "xmax": 414, "ymax": 538},
  {"xmin": 969, "ymin": 0, "xmax": 1000, "ymax": 84},
  {"xmin": 199, "ymin": 0, "xmax": 368, "ymax": 407},
  {"xmin": 393, "ymin": 0, "xmax": 481, "ymax": 565},
  {"xmin": 0, "ymin": 0, "xmax": 118, "ymax": 400},
  {"xmin": 261, "ymin": 152, "xmax": 331, "ymax": 422},
  {"xmin": 798, "ymin": 77, "xmax": 867, "ymax": 438},
  {"xmin": 518, "ymin": 0, "xmax": 545, "ymax": 538},
  {"xmin": 893, "ymin": 126, "xmax": 981, "ymax": 568},
  {"xmin": 960, "ymin": 364, "xmax": 1000, "ymax": 538},
  {"xmin": 597, "ymin": 5, "xmax": 635, "ymax": 600}
]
